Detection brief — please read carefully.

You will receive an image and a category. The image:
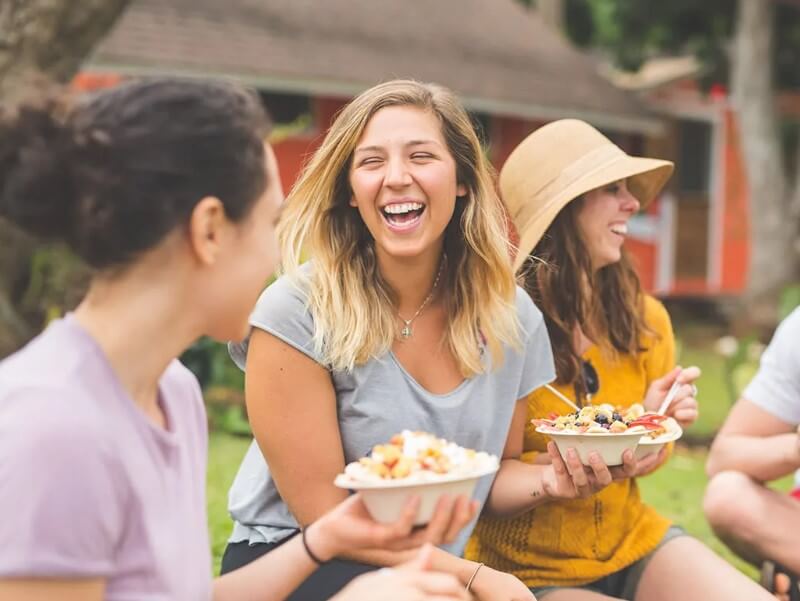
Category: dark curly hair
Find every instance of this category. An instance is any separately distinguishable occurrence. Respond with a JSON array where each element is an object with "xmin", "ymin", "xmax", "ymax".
[{"xmin": 0, "ymin": 78, "xmax": 272, "ymax": 270}]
